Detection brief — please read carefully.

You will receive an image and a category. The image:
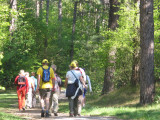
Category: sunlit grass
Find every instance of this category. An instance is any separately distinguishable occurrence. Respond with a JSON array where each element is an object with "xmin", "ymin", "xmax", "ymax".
[{"xmin": 0, "ymin": 112, "xmax": 22, "ymax": 120}]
